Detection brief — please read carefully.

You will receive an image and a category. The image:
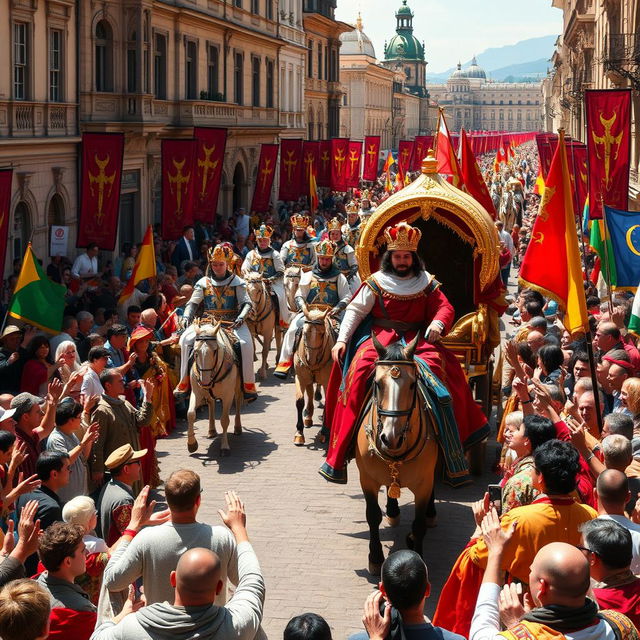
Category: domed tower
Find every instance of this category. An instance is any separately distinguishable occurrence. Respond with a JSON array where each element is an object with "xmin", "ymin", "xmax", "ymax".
[
  {"xmin": 464, "ymin": 55, "xmax": 487, "ymax": 89},
  {"xmin": 382, "ymin": 0, "xmax": 427, "ymax": 97},
  {"xmin": 339, "ymin": 13, "xmax": 376, "ymax": 59}
]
